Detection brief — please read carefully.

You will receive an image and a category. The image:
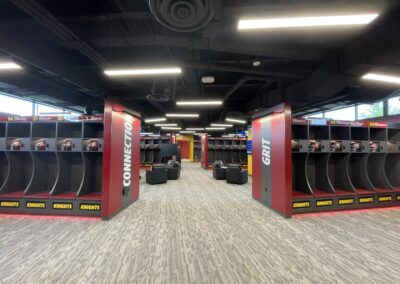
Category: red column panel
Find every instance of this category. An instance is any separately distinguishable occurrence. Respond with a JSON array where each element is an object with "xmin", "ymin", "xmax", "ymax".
[
  {"xmin": 271, "ymin": 109, "xmax": 292, "ymax": 217},
  {"xmin": 131, "ymin": 117, "xmax": 140, "ymax": 201},
  {"xmin": 201, "ymin": 134, "xmax": 208, "ymax": 169},
  {"xmin": 252, "ymin": 118, "xmax": 262, "ymax": 200},
  {"xmin": 101, "ymin": 100, "xmax": 140, "ymax": 219}
]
